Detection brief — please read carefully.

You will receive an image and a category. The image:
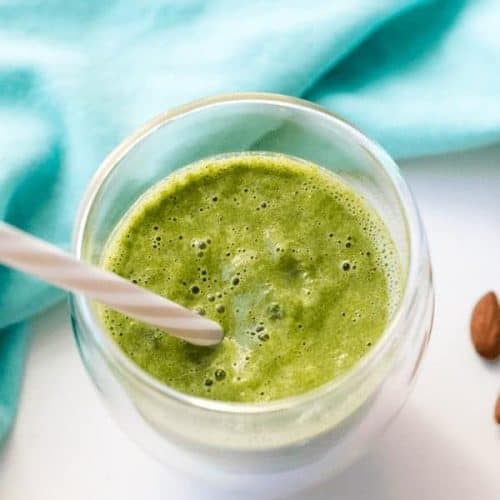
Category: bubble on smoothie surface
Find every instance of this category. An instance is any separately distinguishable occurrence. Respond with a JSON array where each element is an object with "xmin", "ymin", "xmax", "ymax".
[{"xmin": 99, "ymin": 153, "xmax": 402, "ymax": 402}]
